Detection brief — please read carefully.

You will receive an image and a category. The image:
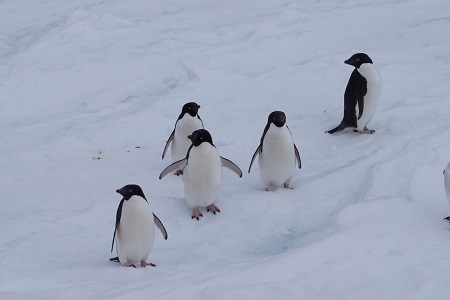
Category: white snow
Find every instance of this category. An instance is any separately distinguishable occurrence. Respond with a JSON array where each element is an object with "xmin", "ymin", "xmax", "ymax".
[{"xmin": 1, "ymin": 0, "xmax": 450, "ymax": 299}]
